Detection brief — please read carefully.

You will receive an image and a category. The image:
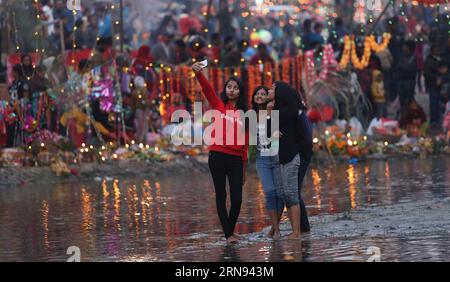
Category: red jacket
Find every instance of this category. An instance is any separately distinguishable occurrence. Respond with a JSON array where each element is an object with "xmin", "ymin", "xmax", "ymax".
[{"xmin": 196, "ymin": 72, "xmax": 248, "ymax": 163}]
